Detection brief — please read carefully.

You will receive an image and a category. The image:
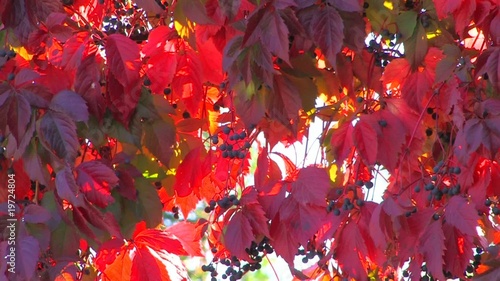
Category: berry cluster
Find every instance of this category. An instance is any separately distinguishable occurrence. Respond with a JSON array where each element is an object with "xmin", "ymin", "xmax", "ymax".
[
  {"xmin": 171, "ymin": 206, "xmax": 179, "ymax": 219},
  {"xmin": 413, "ymin": 161, "xmax": 463, "ymax": 201},
  {"xmin": 1, "ymin": 48, "xmax": 17, "ymax": 80},
  {"xmin": 202, "ymin": 239, "xmax": 272, "ymax": 280},
  {"xmin": 102, "ymin": 1, "xmax": 154, "ymax": 43},
  {"xmin": 204, "ymin": 195, "xmax": 240, "ymax": 213},
  {"xmin": 215, "ymin": 126, "xmax": 251, "ymax": 159},
  {"xmin": 0, "ymin": 48, "xmax": 16, "ymax": 60},
  {"xmin": 485, "ymin": 198, "xmax": 500, "ymax": 215},
  {"xmin": 296, "ymin": 244, "xmax": 324, "ymax": 264}
]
